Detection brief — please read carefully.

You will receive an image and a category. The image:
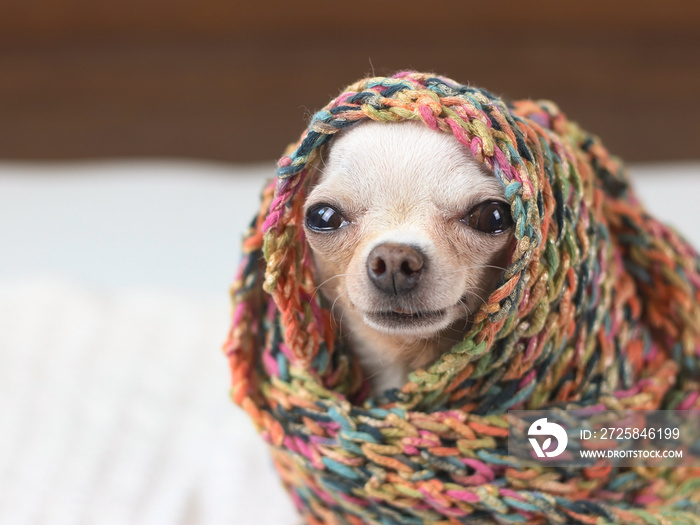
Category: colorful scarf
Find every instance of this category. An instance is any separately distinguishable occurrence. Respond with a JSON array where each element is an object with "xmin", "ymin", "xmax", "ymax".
[{"xmin": 224, "ymin": 72, "xmax": 700, "ymax": 524}]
